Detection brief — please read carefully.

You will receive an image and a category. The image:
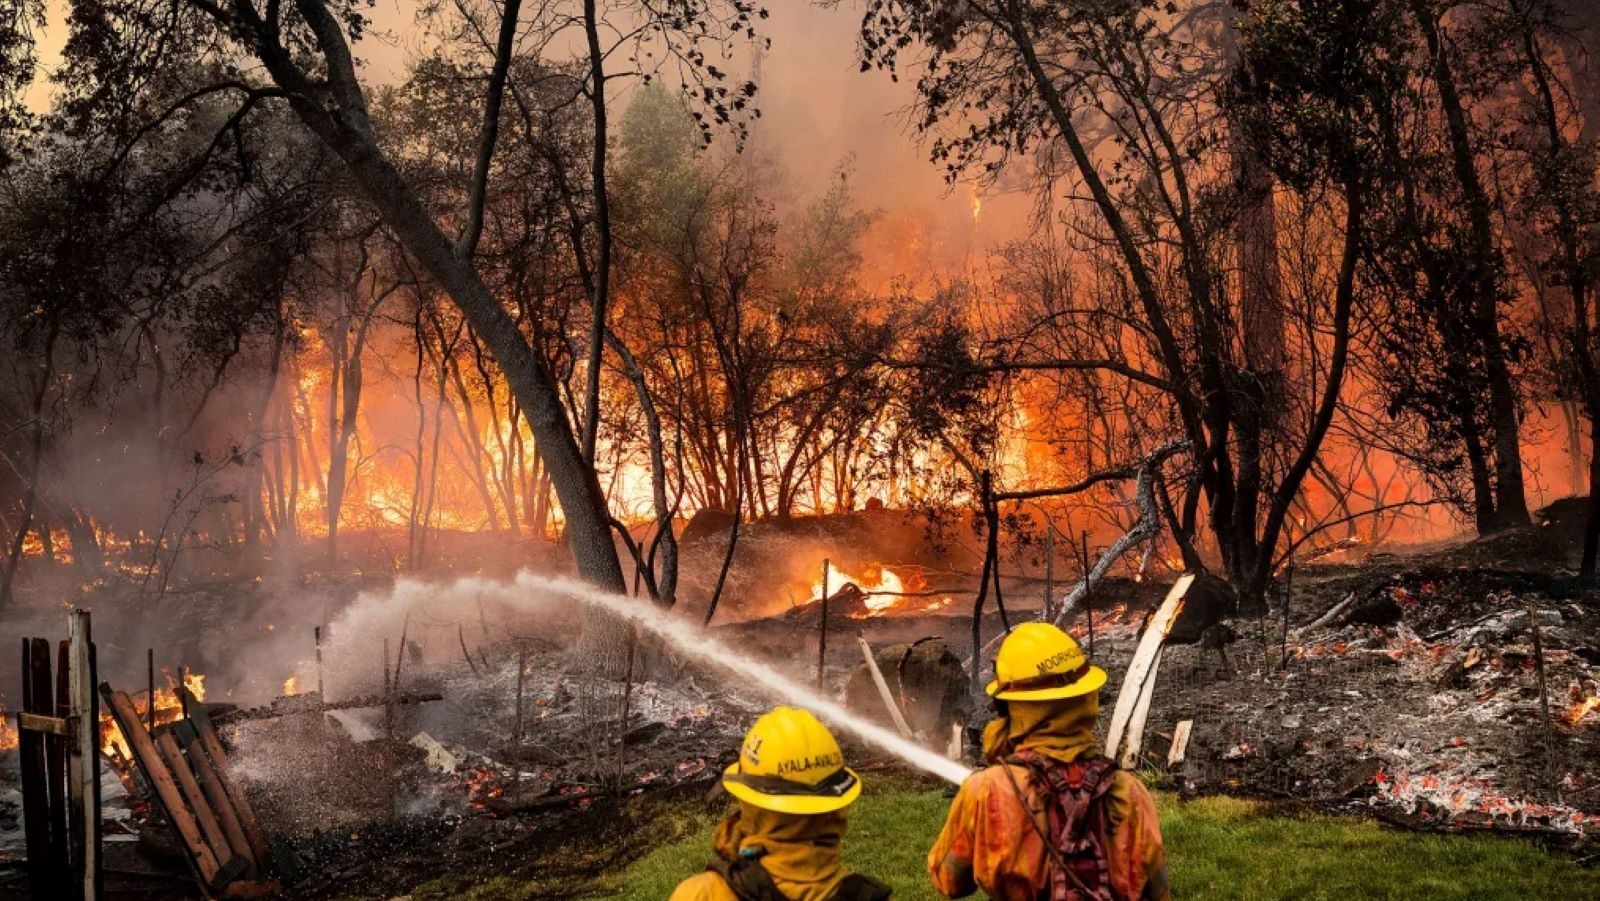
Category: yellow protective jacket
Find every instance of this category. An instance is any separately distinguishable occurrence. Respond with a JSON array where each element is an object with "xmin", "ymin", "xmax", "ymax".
[
  {"xmin": 669, "ymin": 803, "xmax": 855, "ymax": 901},
  {"xmin": 928, "ymin": 696, "xmax": 1170, "ymax": 901}
]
